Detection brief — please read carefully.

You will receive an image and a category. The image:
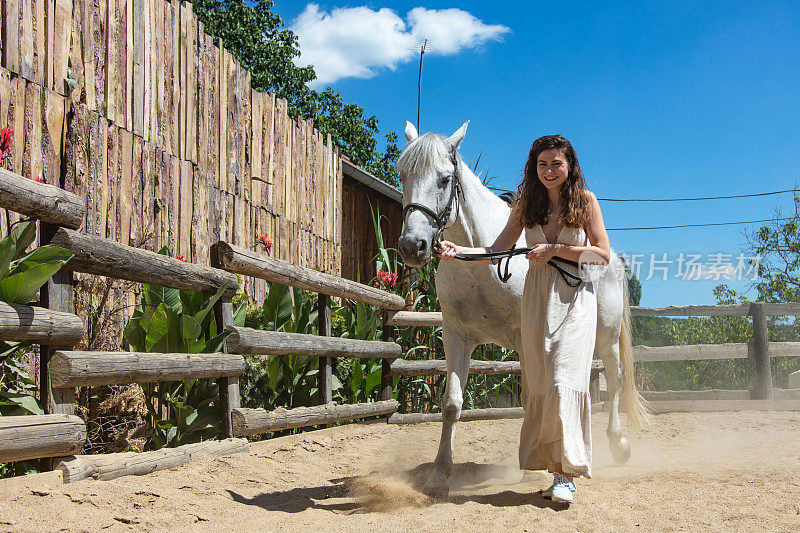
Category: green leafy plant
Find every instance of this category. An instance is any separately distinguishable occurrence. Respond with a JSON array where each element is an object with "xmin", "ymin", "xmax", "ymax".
[
  {"xmin": 0, "ymin": 221, "xmax": 74, "ymax": 304},
  {"xmin": 123, "ymin": 248, "xmax": 244, "ymax": 449},
  {"xmin": 239, "ymin": 281, "xmax": 329, "ymax": 411}
]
